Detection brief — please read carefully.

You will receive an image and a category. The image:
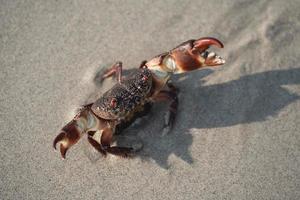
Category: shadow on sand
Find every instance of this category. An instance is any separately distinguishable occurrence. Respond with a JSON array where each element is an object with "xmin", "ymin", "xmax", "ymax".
[{"xmin": 87, "ymin": 67, "xmax": 300, "ymax": 168}]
